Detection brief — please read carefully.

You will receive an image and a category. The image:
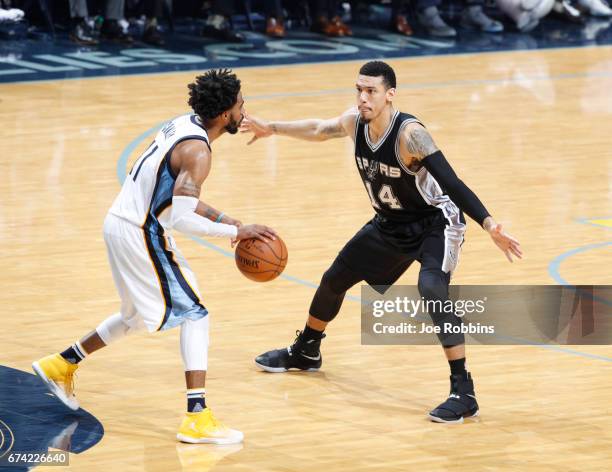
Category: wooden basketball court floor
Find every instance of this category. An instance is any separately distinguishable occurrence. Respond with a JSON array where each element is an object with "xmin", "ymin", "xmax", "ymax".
[{"xmin": 1, "ymin": 45, "xmax": 611, "ymax": 471}]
